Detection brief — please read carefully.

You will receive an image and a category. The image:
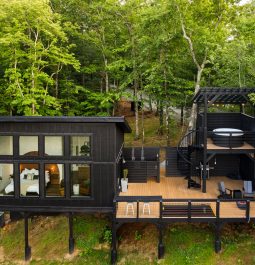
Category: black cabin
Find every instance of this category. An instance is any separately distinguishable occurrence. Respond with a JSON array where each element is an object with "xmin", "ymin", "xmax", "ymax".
[{"xmin": 0, "ymin": 116, "xmax": 131, "ymax": 212}]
